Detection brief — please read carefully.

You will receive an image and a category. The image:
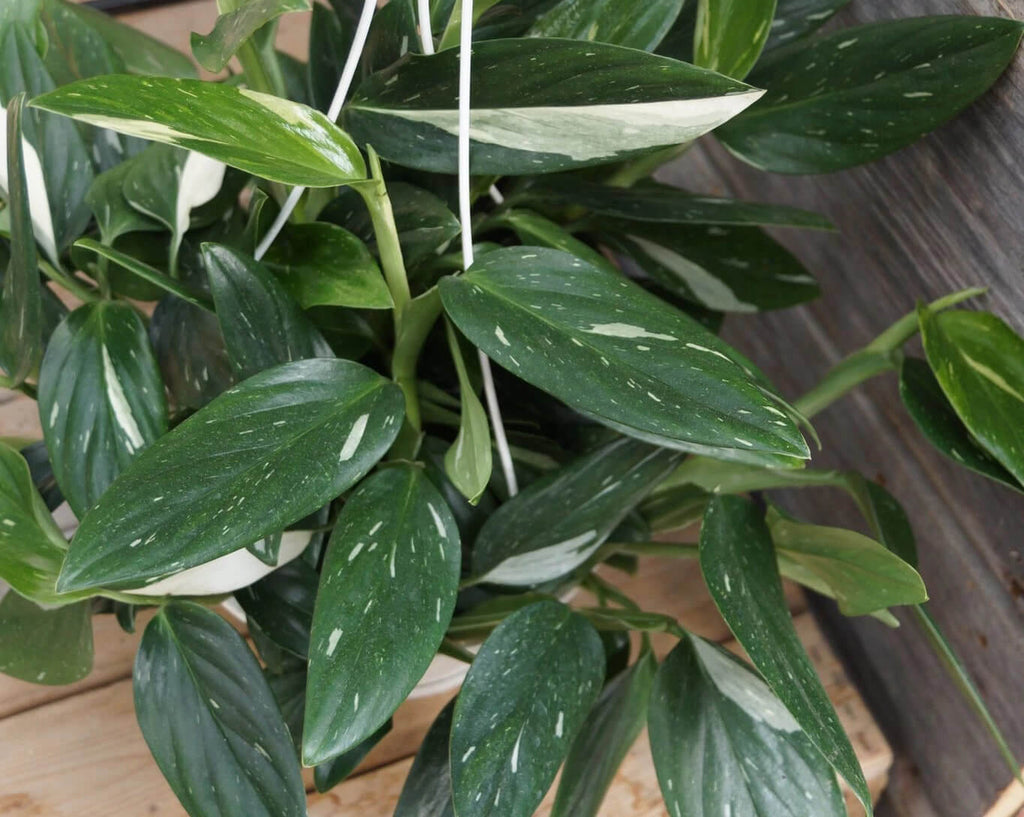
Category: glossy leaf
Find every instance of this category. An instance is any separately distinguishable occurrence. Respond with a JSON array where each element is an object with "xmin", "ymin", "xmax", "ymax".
[
  {"xmin": 853, "ymin": 478, "xmax": 919, "ymax": 568},
  {"xmin": 0, "ymin": 591, "xmax": 92, "ymax": 685},
  {"xmin": 439, "ymin": 247, "xmax": 808, "ymax": 467},
  {"xmin": 695, "ymin": 0, "xmax": 777, "ymax": 79},
  {"xmin": 649, "ymin": 634, "xmax": 845, "ymax": 817},
  {"xmin": 444, "ymin": 321, "xmax": 492, "ymax": 504},
  {"xmin": 472, "ymin": 437, "xmax": 680, "ymax": 585},
  {"xmin": 308, "ymin": 2, "xmax": 352, "ymax": 112},
  {"xmin": 488, "ymin": 209, "xmax": 617, "ymax": 274},
  {"xmin": 767, "ymin": 507, "xmax": 927, "ymax": 616},
  {"xmin": 394, "ymin": 698, "xmax": 457, "ymax": 817},
  {"xmin": 236, "ymin": 558, "xmax": 318, "ymax": 660},
  {"xmin": 57, "ymin": 359, "xmax": 404, "ymax": 592},
  {"xmin": 303, "ymin": 466, "xmax": 461, "ymax": 764},
  {"xmin": 202, "ymin": 243, "xmax": 333, "ymax": 379},
  {"xmin": 192, "ymin": 0, "xmax": 311, "ymax": 72},
  {"xmin": 899, "ymin": 356, "xmax": 1021, "ymax": 493},
  {"xmin": 263, "ymin": 223, "xmax": 392, "ymax": 310},
  {"xmin": 450, "ymin": 600, "xmax": 604, "ymax": 817},
  {"xmin": 602, "ymin": 221, "xmax": 818, "ymax": 312},
  {"xmin": 699, "ymin": 495, "xmax": 872, "ymax": 813},
  {"xmin": 38, "ymin": 301, "xmax": 167, "ymax": 518},
  {"xmin": 345, "ymin": 38, "xmax": 763, "ymax": 175},
  {"xmin": 134, "ymin": 602, "xmax": 306, "ymax": 817},
  {"xmin": 718, "ymin": 17, "xmax": 1024, "ymax": 173},
  {"xmin": 0, "ymin": 95, "xmax": 41, "ymax": 386},
  {"xmin": 85, "ymin": 159, "xmax": 162, "ymax": 245},
  {"xmin": 919, "ymin": 308, "xmax": 1024, "ymax": 487},
  {"xmin": 528, "ymin": 179, "xmax": 833, "ymax": 230},
  {"xmin": 763, "ymin": 0, "xmax": 849, "ymax": 52},
  {"xmin": 40, "ymin": 0, "xmax": 125, "ymax": 87},
  {"xmin": 313, "ymin": 719, "xmax": 392, "ymax": 792},
  {"xmin": 32, "ymin": 76, "xmax": 366, "ymax": 187},
  {"xmin": 527, "ymin": 0, "xmax": 684, "ymax": 51},
  {"xmin": 552, "ymin": 652, "xmax": 655, "ymax": 817}
]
